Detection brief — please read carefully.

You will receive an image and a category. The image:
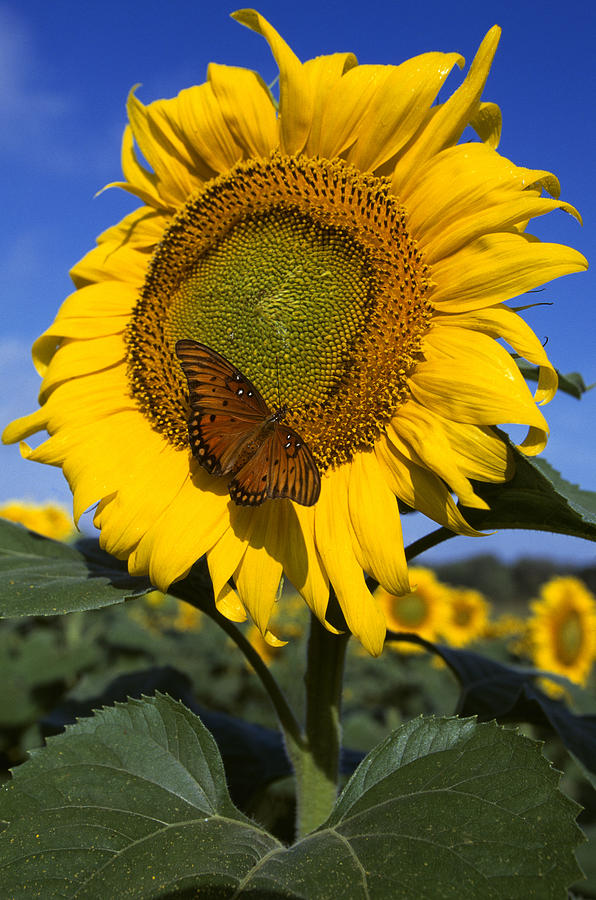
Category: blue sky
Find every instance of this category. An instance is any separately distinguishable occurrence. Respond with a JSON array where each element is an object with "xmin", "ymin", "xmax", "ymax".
[{"xmin": 1, "ymin": 0, "xmax": 594, "ymax": 566}]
